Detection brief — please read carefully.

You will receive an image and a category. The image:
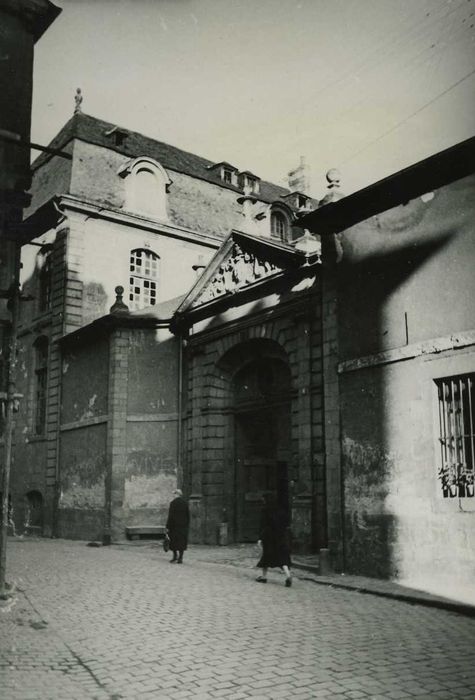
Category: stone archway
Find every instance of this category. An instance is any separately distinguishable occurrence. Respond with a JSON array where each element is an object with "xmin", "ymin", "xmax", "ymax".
[
  {"xmin": 213, "ymin": 338, "xmax": 293, "ymax": 543},
  {"xmin": 233, "ymin": 356, "xmax": 291, "ymax": 541}
]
